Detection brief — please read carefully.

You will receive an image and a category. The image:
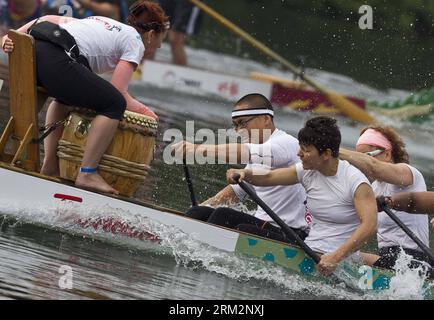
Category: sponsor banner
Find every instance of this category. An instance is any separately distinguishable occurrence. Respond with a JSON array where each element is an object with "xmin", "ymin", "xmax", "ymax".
[{"xmin": 140, "ymin": 60, "xmax": 272, "ymax": 101}]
